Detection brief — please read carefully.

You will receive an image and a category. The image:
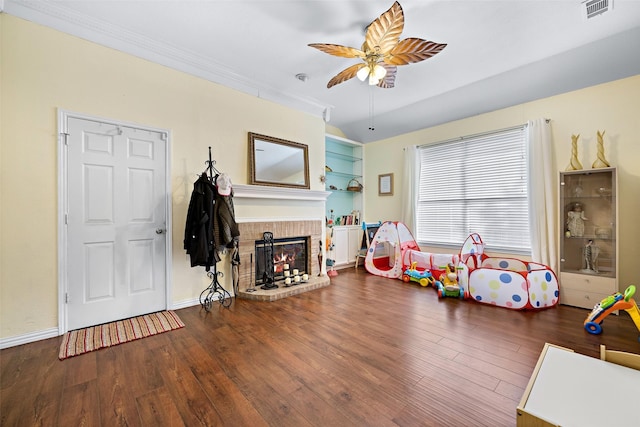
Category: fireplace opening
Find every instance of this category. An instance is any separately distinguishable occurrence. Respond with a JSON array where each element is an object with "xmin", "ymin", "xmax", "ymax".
[{"xmin": 255, "ymin": 236, "xmax": 308, "ymax": 286}]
